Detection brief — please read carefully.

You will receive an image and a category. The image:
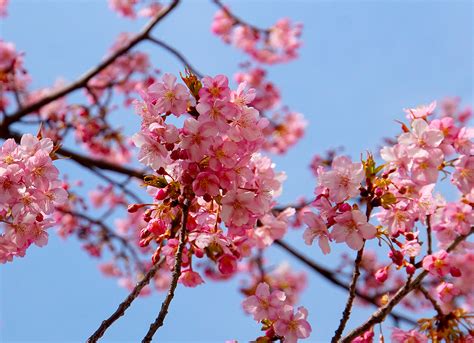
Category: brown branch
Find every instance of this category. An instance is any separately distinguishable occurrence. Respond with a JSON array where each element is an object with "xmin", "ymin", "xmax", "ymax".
[
  {"xmin": 87, "ymin": 258, "xmax": 164, "ymax": 343},
  {"xmin": 426, "ymin": 214, "xmax": 433, "ymax": 255},
  {"xmin": 418, "ymin": 285, "xmax": 444, "ymax": 317},
  {"xmin": 340, "ymin": 227, "xmax": 474, "ymax": 343},
  {"xmin": 1, "ymin": 0, "xmax": 180, "ymax": 130},
  {"xmin": 147, "ymin": 36, "xmax": 204, "ymax": 78},
  {"xmin": 212, "ymin": 0, "xmax": 270, "ymax": 33},
  {"xmin": 331, "ymin": 202, "xmax": 373, "ymax": 342},
  {"xmin": 141, "ymin": 199, "xmax": 190, "ymax": 342},
  {"xmin": 273, "ymin": 239, "xmax": 416, "ymax": 325},
  {"xmin": 331, "ymin": 244, "xmax": 365, "ymax": 342}
]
